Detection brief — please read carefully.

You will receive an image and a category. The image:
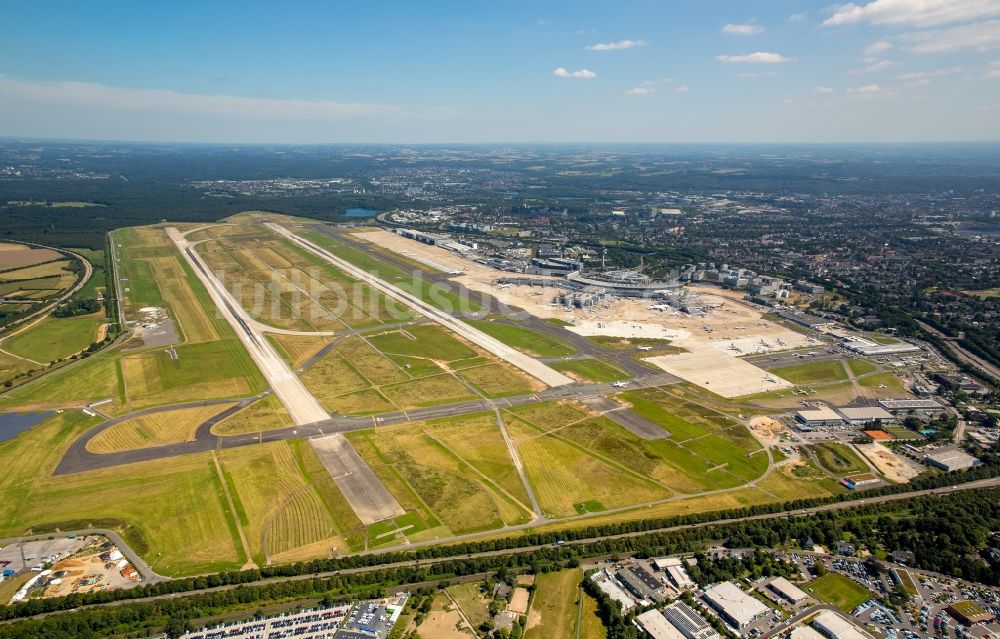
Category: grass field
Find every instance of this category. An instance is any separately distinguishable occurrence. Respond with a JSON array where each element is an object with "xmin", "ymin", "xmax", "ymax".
[
  {"xmin": 368, "ymin": 325, "xmax": 477, "ymax": 362},
  {"xmin": 552, "ymin": 358, "xmax": 627, "ymax": 383},
  {"xmin": 72, "ymin": 248, "xmax": 106, "ymax": 299},
  {"xmin": 771, "ymin": 360, "xmax": 848, "ymax": 384},
  {"xmin": 0, "ymin": 410, "xmax": 243, "ymax": 576},
  {"xmin": 120, "ymin": 340, "xmax": 265, "ymax": 410},
  {"xmin": 525, "ymin": 569, "xmax": 583, "ymax": 639},
  {"xmin": 466, "ymin": 320, "xmax": 575, "ymax": 357},
  {"xmin": 447, "ymin": 582, "xmax": 491, "ymax": 629},
  {"xmin": 211, "ymin": 395, "xmax": 291, "ymax": 435},
  {"xmin": 580, "ymin": 589, "xmax": 608, "ymax": 639},
  {"xmin": 859, "ymin": 373, "xmax": 907, "ymax": 394},
  {"xmin": 847, "ymin": 359, "xmax": 877, "ymax": 376},
  {"xmin": 3, "ymin": 312, "xmax": 104, "ymax": 363},
  {"xmin": 806, "ymin": 573, "xmax": 872, "ymax": 611},
  {"xmin": 455, "ymin": 362, "xmax": 542, "ymax": 398},
  {"xmin": 88, "ymin": 404, "xmax": 234, "ymax": 453},
  {"xmin": 268, "ymin": 333, "xmax": 332, "ymax": 368},
  {"xmin": 0, "ymin": 355, "xmax": 122, "ymax": 411},
  {"xmin": 810, "ymin": 443, "xmax": 870, "ymax": 476}
]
